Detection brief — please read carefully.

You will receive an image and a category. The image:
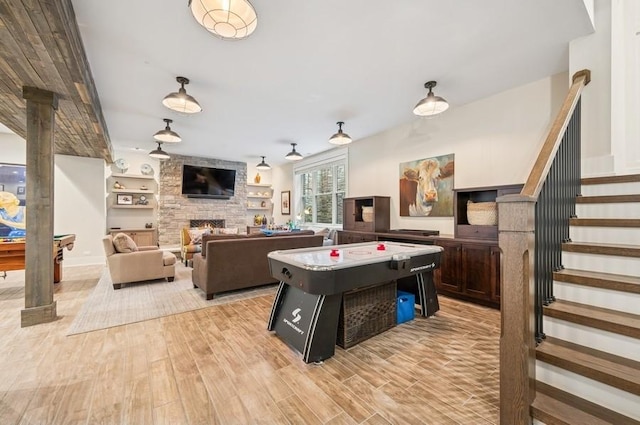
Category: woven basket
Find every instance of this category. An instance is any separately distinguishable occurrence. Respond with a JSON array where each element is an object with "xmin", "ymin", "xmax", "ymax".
[
  {"xmin": 467, "ymin": 201, "xmax": 498, "ymax": 225},
  {"xmin": 337, "ymin": 281, "xmax": 397, "ymax": 349},
  {"xmin": 361, "ymin": 206, "xmax": 374, "ymax": 222}
]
